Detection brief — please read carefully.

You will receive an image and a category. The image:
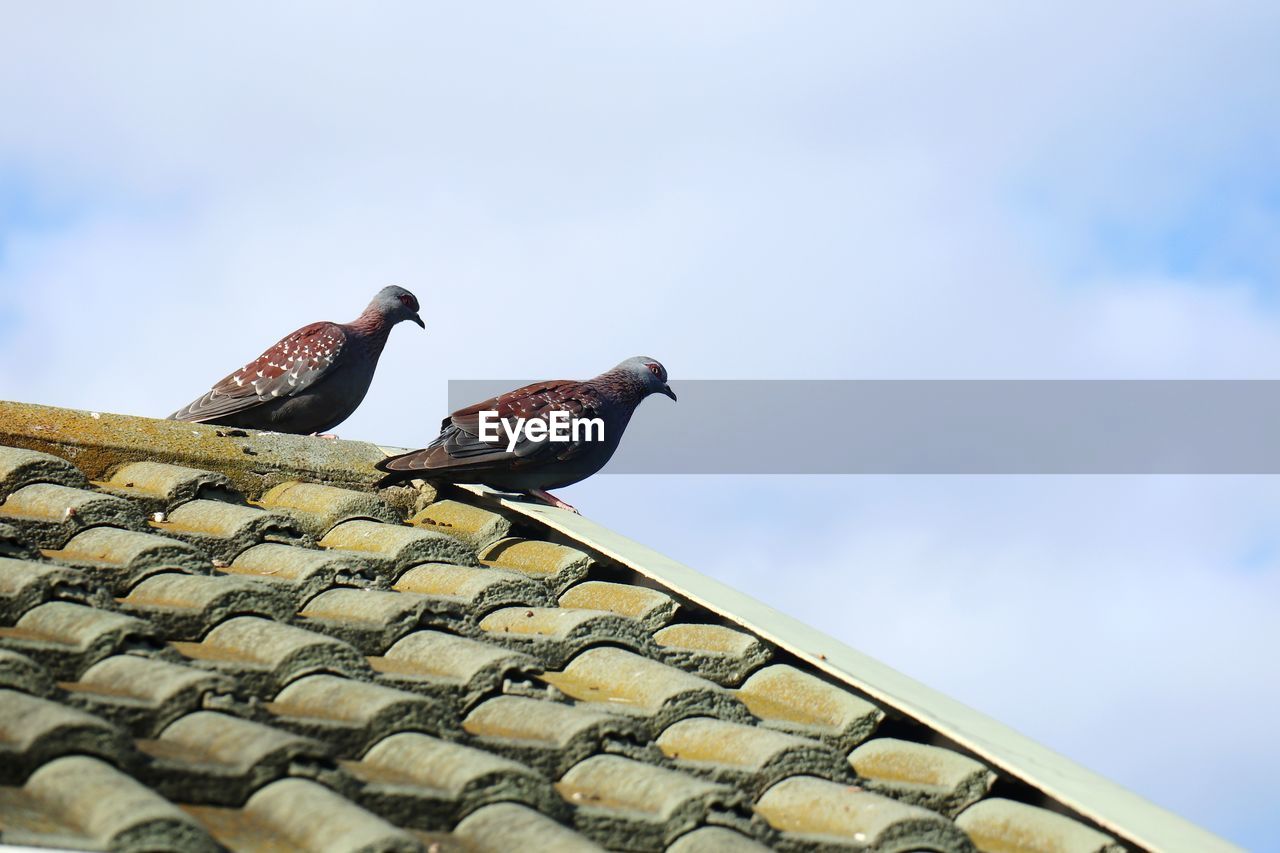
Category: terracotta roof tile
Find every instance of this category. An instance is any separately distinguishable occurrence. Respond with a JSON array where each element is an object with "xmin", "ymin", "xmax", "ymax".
[
  {"xmin": 736, "ymin": 664, "xmax": 885, "ymax": 751},
  {"xmin": 453, "ymin": 801, "xmax": 604, "ymax": 852},
  {"xmin": 225, "ymin": 541, "xmax": 388, "ymax": 601},
  {"xmin": 0, "ymin": 648, "xmax": 56, "ymax": 696},
  {"xmin": 60, "ymin": 653, "xmax": 237, "ymax": 737},
  {"xmin": 392, "ymin": 561, "xmax": 549, "ymax": 615},
  {"xmin": 478, "ymin": 605, "xmax": 656, "ymax": 667},
  {"xmin": 558, "ymin": 579, "xmax": 680, "ymax": 630},
  {"xmin": 298, "ymin": 587, "xmax": 462, "ymax": 654},
  {"xmin": 266, "ymin": 673, "xmax": 448, "ymax": 755},
  {"xmin": 368, "ymin": 629, "xmax": 541, "ymax": 713},
  {"xmin": 408, "ymin": 498, "xmax": 513, "ymax": 551},
  {"xmin": 170, "ymin": 614, "xmax": 370, "ymax": 694},
  {"xmin": 139, "ymin": 710, "xmax": 331, "ymax": 806},
  {"xmin": 462, "ymin": 694, "xmax": 649, "ymax": 778},
  {"xmin": 0, "ymin": 556, "xmax": 107, "ymax": 622},
  {"xmin": 0, "ymin": 406, "xmax": 1221, "ymax": 852},
  {"xmin": 0, "ymin": 688, "xmax": 137, "ymax": 783},
  {"xmin": 656, "ymin": 716, "xmax": 850, "ymax": 798},
  {"xmin": 96, "ymin": 460, "xmax": 241, "ymax": 512},
  {"xmin": 479, "ymin": 537, "xmax": 593, "ymax": 593},
  {"xmin": 654, "ymin": 623, "xmax": 773, "ymax": 686},
  {"xmin": 119, "ymin": 570, "xmax": 295, "ymax": 640},
  {"xmin": 154, "ymin": 498, "xmax": 309, "ymax": 562},
  {"xmin": 849, "ymin": 736, "xmax": 996, "ymax": 817},
  {"xmin": 319, "ymin": 518, "xmax": 476, "ymax": 571},
  {"xmin": 0, "ymin": 482, "xmax": 145, "ymax": 549},
  {"xmin": 186, "ymin": 776, "xmax": 422, "ymax": 852},
  {"xmin": 0, "ymin": 446, "xmax": 87, "ymax": 496},
  {"xmin": 0, "ymin": 600, "xmax": 164, "ymax": 679},
  {"xmin": 956, "ymin": 798, "xmax": 1125, "ymax": 853},
  {"xmin": 45, "ymin": 526, "xmax": 210, "ymax": 594},
  {"xmin": 345, "ymin": 731, "xmax": 562, "ymax": 829},
  {"xmin": 541, "ymin": 646, "xmax": 754, "ymax": 734},
  {"xmin": 257, "ymin": 480, "xmax": 401, "ymax": 537},
  {"xmin": 556, "ymin": 754, "xmax": 747, "ymax": 849},
  {"xmin": 2, "ymin": 755, "xmax": 219, "ymax": 852},
  {"xmin": 668, "ymin": 825, "xmax": 776, "ymax": 852},
  {"xmin": 755, "ymin": 774, "xmax": 973, "ymax": 851}
]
